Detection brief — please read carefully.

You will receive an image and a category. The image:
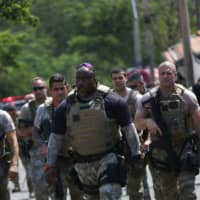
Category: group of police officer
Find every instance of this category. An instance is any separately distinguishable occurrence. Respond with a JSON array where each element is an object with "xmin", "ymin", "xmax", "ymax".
[{"xmin": 0, "ymin": 61, "xmax": 200, "ymax": 200}]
